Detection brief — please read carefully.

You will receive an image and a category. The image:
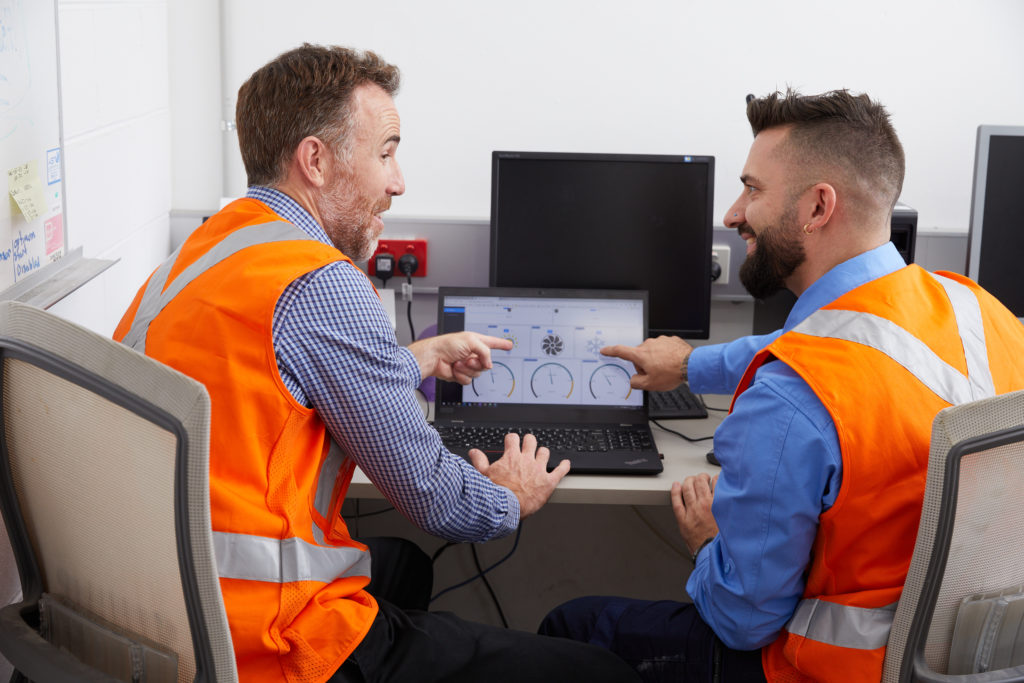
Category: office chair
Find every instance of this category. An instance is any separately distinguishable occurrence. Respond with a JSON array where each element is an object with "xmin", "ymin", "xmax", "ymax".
[
  {"xmin": 882, "ymin": 389, "xmax": 1024, "ymax": 682},
  {"xmin": 0, "ymin": 302, "xmax": 237, "ymax": 682}
]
